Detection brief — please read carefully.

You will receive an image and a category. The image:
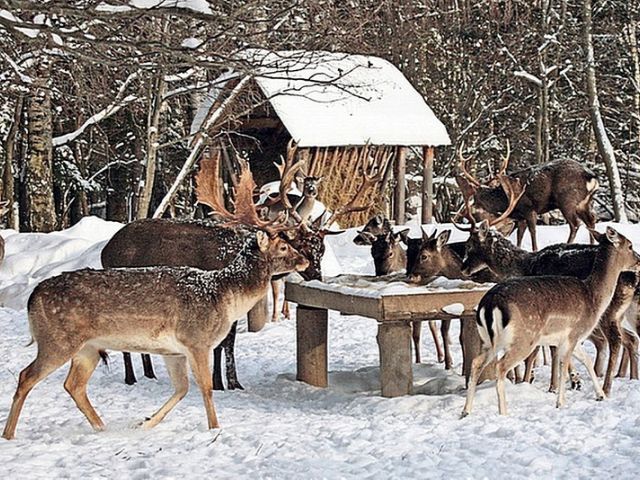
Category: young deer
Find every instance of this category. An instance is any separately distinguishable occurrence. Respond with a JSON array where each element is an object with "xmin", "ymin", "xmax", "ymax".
[
  {"xmin": 2, "ymin": 228, "xmax": 309, "ymax": 440},
  {"xmin": 456, "ymin": 141, "xmax": 598, "ymax": 251},
  {"xmin": 461, "ymin": 227, "xmax": 640, "ymax": 417},
  {"xmin": 352, "ymin": 214, "xmax": 392, "ymax": 246}
]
